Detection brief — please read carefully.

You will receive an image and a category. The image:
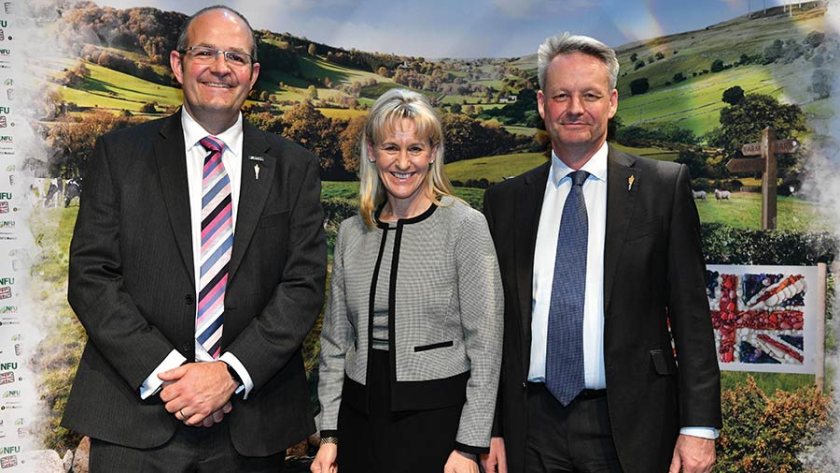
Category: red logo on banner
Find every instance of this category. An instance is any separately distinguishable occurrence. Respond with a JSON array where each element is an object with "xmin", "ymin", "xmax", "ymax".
[
  {"xmin": 0, "ymin": 201, "xmax": 8, "ymax": 213},
  {"xmin": 0, "ymin": 286, "xmax": 10, "ymax": 299},
  {"xmin": 0, "ymin": 116, "xmax": 6, "ymax": 128}
]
